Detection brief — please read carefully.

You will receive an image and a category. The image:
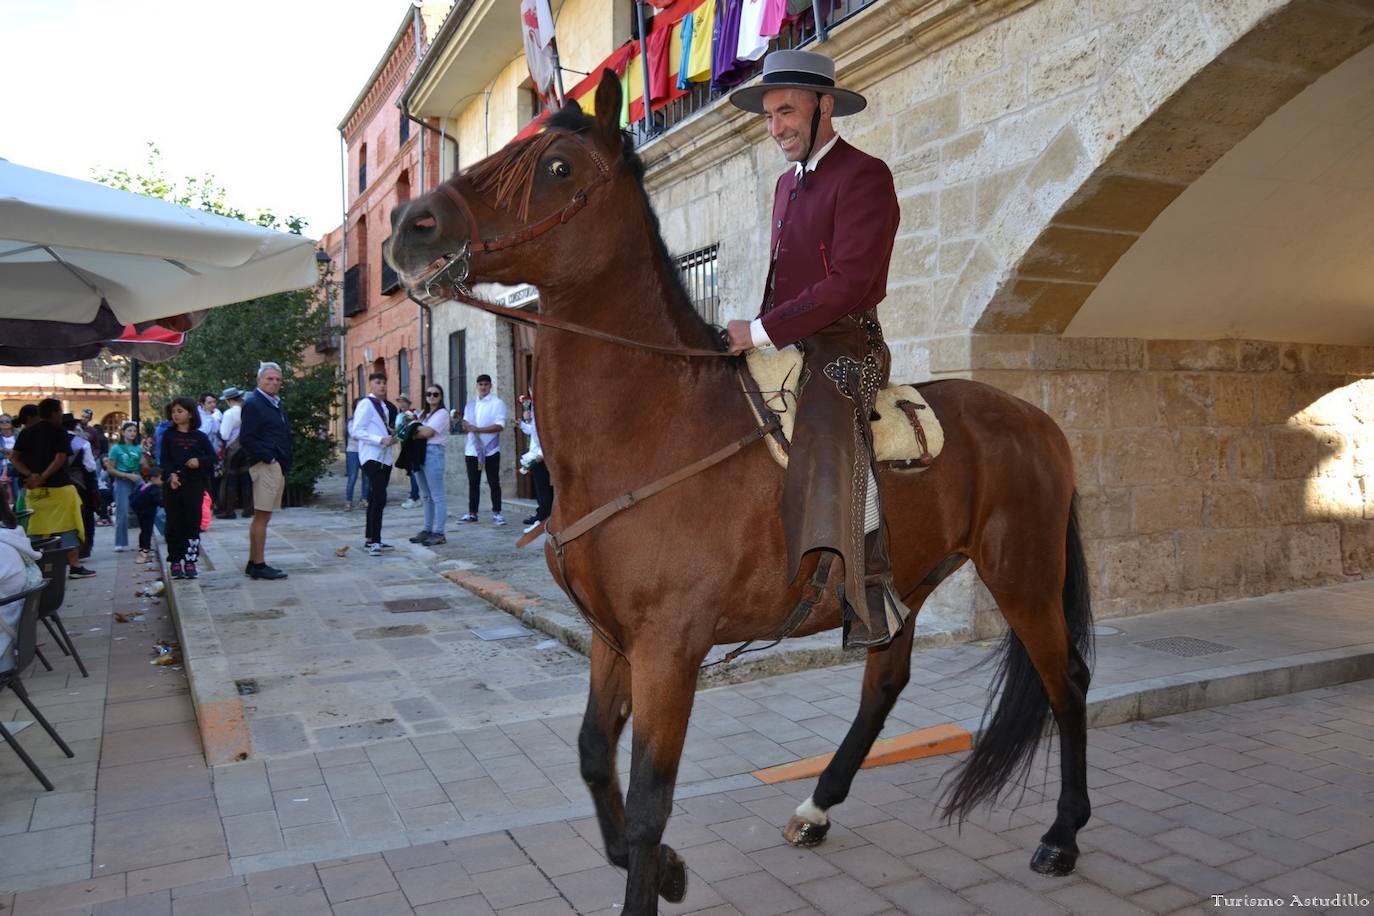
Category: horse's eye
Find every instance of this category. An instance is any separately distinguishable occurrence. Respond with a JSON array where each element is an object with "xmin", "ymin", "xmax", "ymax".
[{"xmin": 547, "ymin": 158, "xmax": 571, "ymax": 178}]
